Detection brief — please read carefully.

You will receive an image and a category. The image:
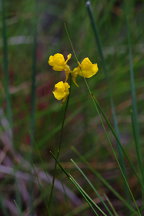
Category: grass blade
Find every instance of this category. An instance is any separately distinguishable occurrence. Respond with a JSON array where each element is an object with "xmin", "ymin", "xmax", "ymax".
[
  {"xmin": 29, "ymin": 0, "xmax": 38, "ymax": 214},
  {"xmin": 85, "ymin": 0, "xmax": 128, "ymax": 199},
  {"xmin": 50, "ymin": 151, "xmax": 107, "ymax": 216},
  {"xmin": 71, "ymin": 159, "xmax": 114, "ymax": 216},
  {"xmin": 72, "ymin": 146, "xmax": 138, "ymax": 215},
  {"xmin": 85, "ymin": 0, "xmax": 106, "ymax": 74},
  {"xmin": 124, "ymin": 2, "xmax": 144, "ymax": 194},
  {"xmin": 1, "ymin": 0, "xmax": 13, "ymax": 130},
  {"xmin": 104, "ymin": 195, "xmax": 119, "ymax": 216},
  {"xmin": 70, "ymin": 175, "xmax": 105, "ymax": 216}
]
